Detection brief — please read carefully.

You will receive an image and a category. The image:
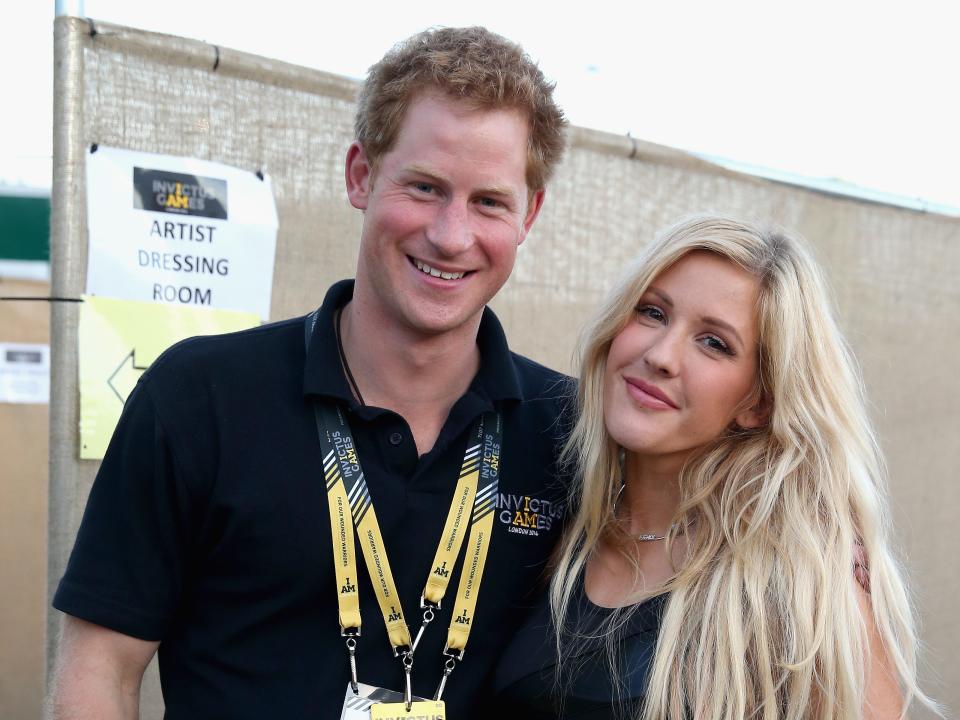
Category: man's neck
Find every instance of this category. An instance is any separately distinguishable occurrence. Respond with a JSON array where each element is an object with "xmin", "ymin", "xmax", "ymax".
[{"xmin": 338, "ymin": 298, "xmax": 482, "ymax": 455}]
